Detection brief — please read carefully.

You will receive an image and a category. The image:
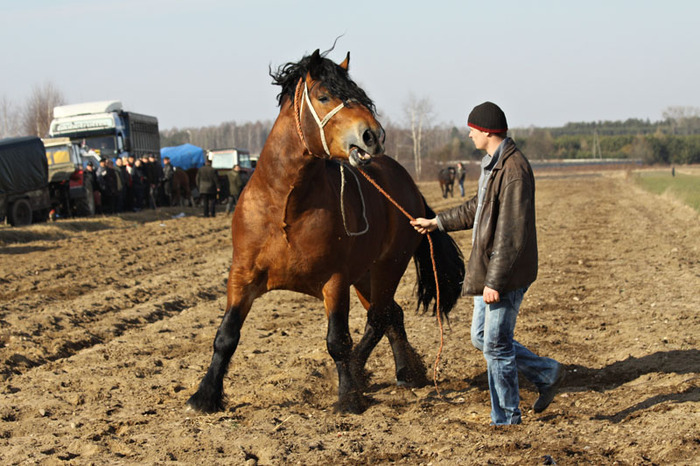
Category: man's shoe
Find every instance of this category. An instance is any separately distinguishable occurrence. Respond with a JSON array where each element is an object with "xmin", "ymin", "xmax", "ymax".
[{"xmin": 533, "ymin": 366, "xmax": 566, "ymax": 413}]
